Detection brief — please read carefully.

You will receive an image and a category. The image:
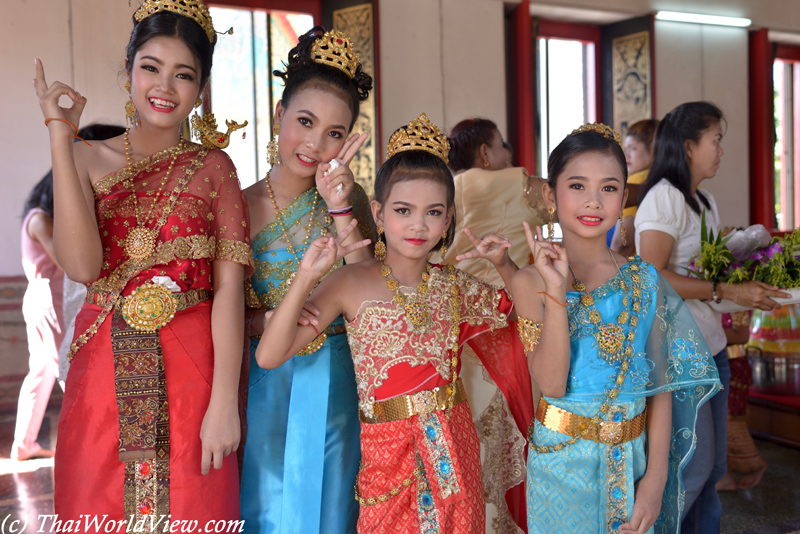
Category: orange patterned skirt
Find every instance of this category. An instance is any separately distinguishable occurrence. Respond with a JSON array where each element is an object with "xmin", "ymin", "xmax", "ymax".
[{"xmin": 356, "ymin": 401, "xmax": 485, "ymax": 533}]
